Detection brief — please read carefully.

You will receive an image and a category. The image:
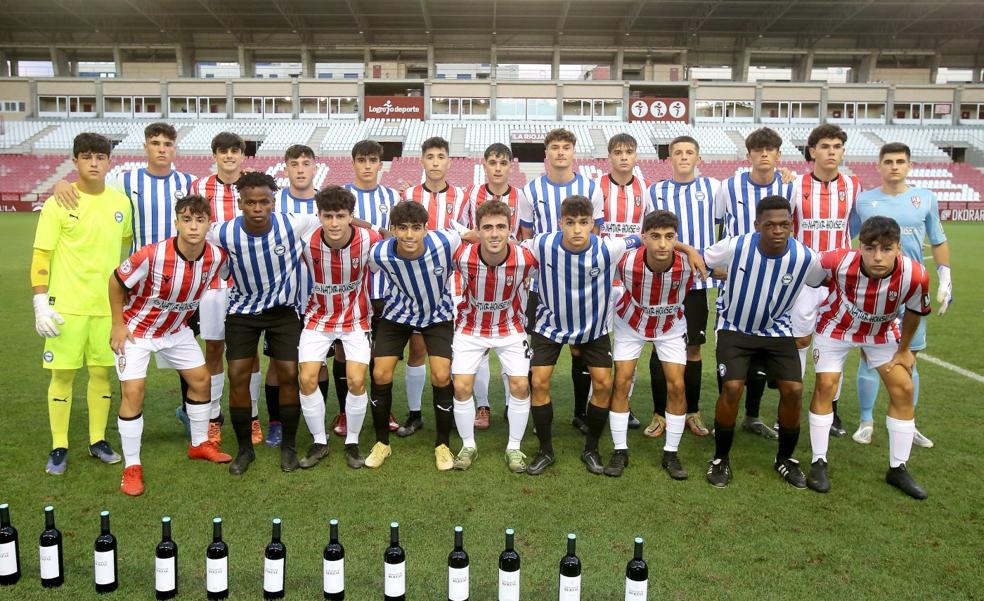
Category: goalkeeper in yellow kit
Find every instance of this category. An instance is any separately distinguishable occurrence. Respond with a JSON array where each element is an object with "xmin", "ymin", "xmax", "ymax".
[{"xmin": 31, "ymin": 132, "xmax": 133, "ymax": 475}]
